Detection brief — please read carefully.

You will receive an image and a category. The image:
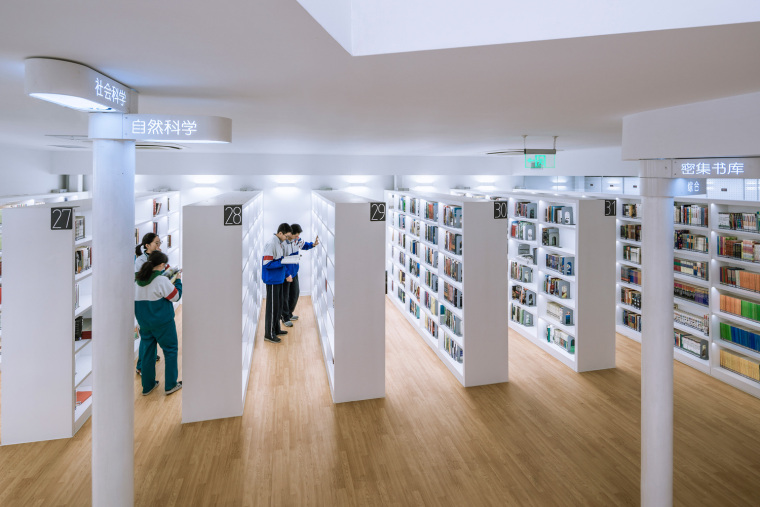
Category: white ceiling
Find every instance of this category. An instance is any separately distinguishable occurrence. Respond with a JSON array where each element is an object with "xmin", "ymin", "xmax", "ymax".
[{"xmin": 1, "ymin": 1, "xmax": 759, "ymax": 157}]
